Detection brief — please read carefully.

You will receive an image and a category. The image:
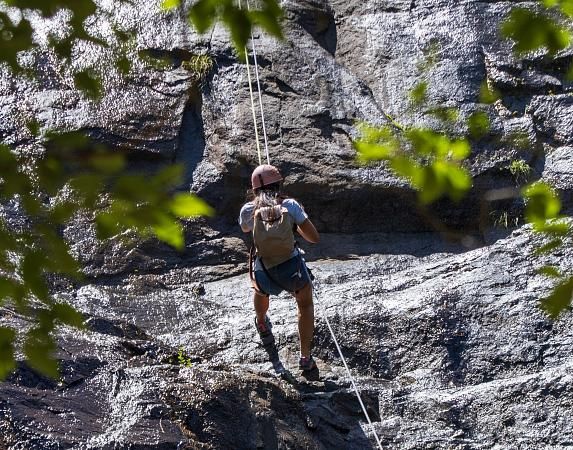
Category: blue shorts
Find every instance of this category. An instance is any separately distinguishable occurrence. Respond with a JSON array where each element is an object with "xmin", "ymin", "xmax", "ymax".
[{"xmin": 254, "ymin": 254, "xmax": 312, "ymax": 296}]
